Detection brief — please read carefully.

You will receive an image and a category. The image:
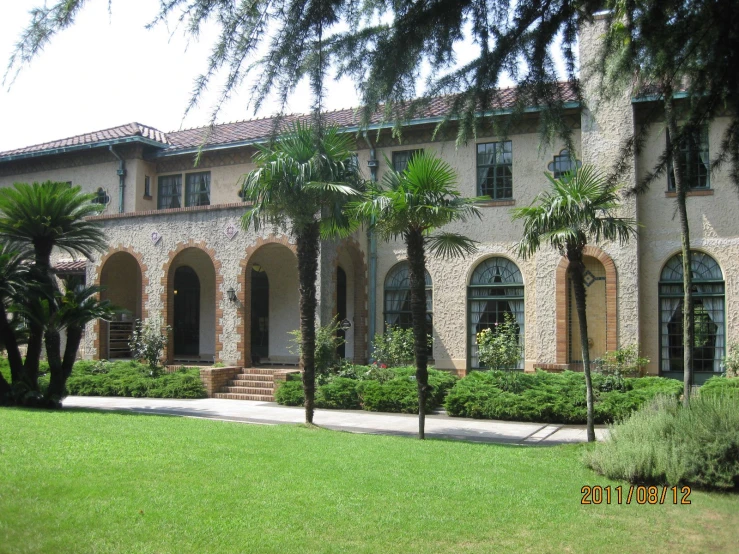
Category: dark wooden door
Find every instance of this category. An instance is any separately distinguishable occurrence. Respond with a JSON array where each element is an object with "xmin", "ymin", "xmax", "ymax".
[{"xmin": 174, "ymin": 266, "xmax": 200, "ymax": 356}]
